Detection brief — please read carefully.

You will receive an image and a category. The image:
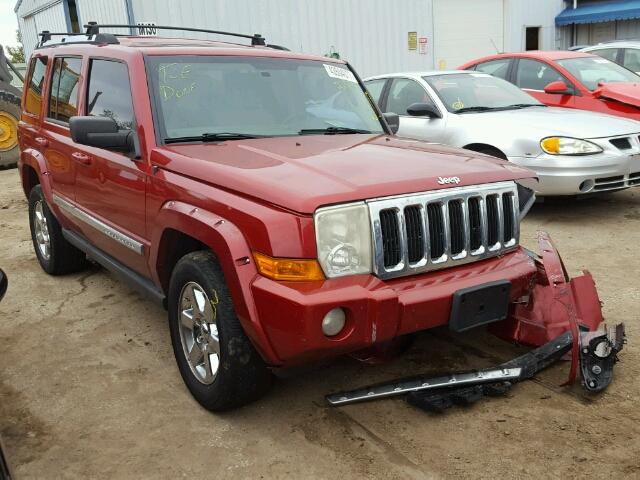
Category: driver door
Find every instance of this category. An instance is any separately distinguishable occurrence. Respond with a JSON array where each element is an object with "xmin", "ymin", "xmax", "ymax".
[
  {"xmin": 381, "ymin": 77, "xmax": 447, "ymax": 142},
  {"xmin": 513, "ymin": 58, "xmax": 576, "ymax": 108}
]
